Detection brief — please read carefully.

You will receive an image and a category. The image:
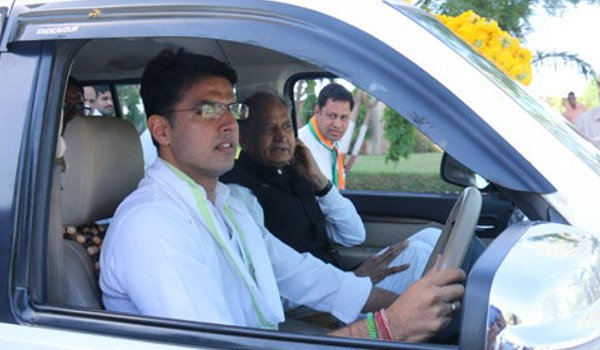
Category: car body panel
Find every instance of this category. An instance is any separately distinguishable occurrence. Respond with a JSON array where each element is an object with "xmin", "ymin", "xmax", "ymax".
[
  {"xmin": 0, "ymin": 42, "xmax": 49, "ymax": 322},
  {"xmin": 0, "ymin": 322, "xmax": 200, "ymax": 350}
]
